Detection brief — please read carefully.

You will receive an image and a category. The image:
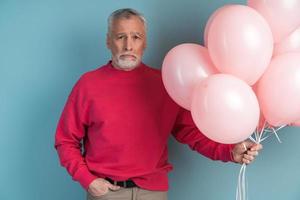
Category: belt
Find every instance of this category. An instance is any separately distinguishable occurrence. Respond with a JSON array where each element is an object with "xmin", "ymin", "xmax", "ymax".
[{"xmin": 105, "ymin": 177, "xmax": 137, "ymax": 188}]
